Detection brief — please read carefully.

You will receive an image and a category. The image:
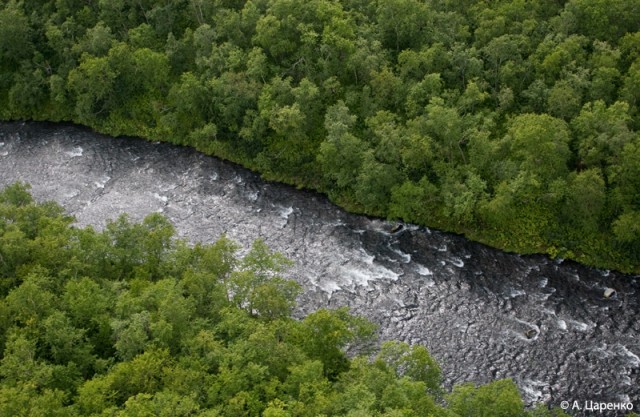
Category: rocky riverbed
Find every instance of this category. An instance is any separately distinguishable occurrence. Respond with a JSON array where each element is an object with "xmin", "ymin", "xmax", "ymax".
[{"xmin": 1, "ymin": 122, "xmax": 638, "ymax": 414}]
